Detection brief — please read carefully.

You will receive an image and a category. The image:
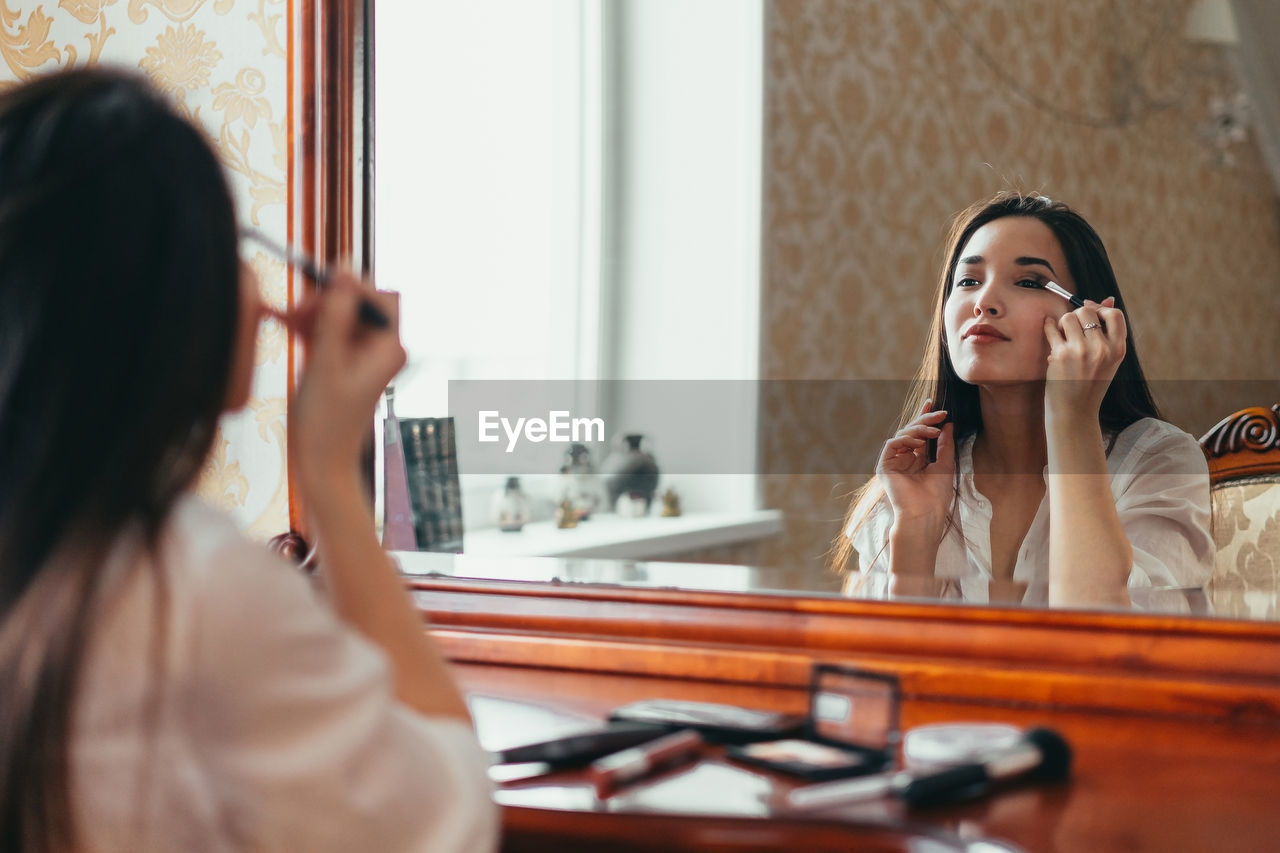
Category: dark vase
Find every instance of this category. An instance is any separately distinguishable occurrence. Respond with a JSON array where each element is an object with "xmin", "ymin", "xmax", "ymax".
[{"xmin": 602, "ymin": 434, "xmax": 660, "ymax": 512}]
